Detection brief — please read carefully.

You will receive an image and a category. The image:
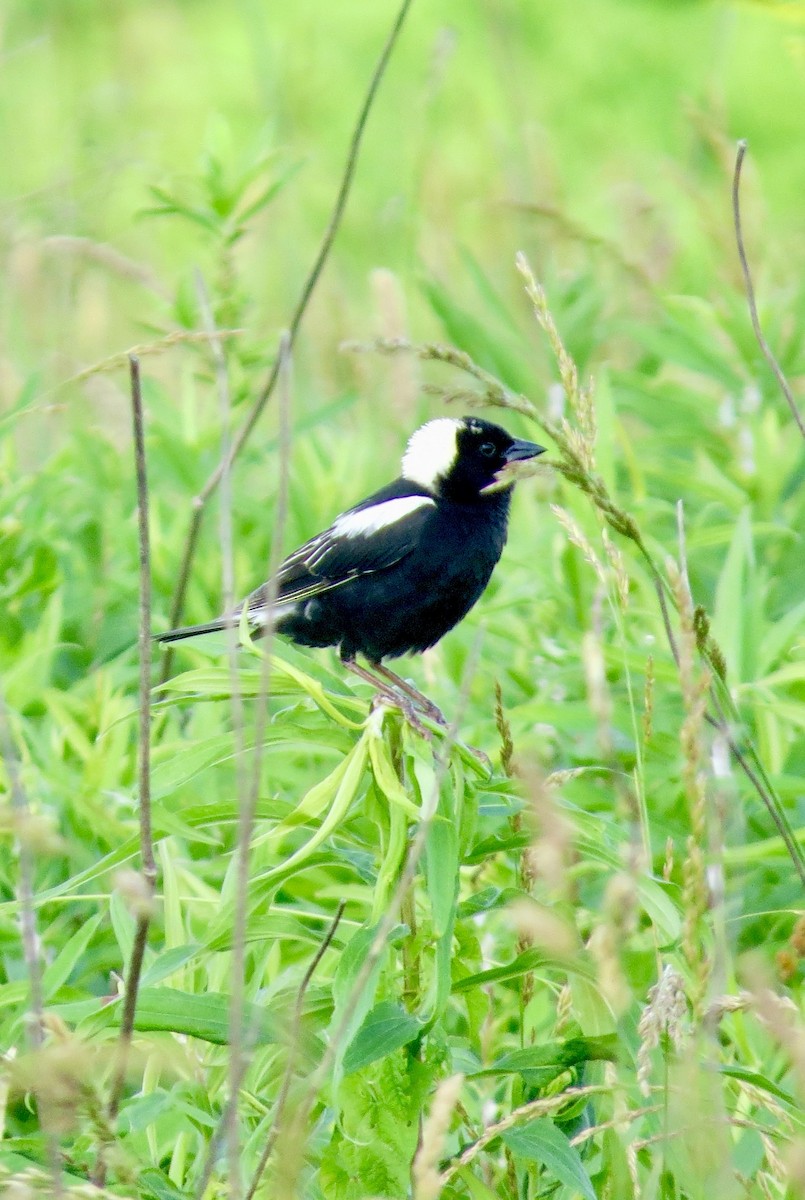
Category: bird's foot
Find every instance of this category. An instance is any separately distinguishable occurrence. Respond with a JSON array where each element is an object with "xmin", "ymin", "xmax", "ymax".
[
  {"xmin": 409, "ymin": 691, "xmax": 447, "ymax": 728},
  {"xmin": 343, "ymin": 657, "xmax": 446, "ymax": 733},
  {"xmin": 370, "ymin": 690, "xmax": 432, "ymax": 739},
  {"xmin": 368, "ymin": 663, "xmax": 447, "ymax": 728}
]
